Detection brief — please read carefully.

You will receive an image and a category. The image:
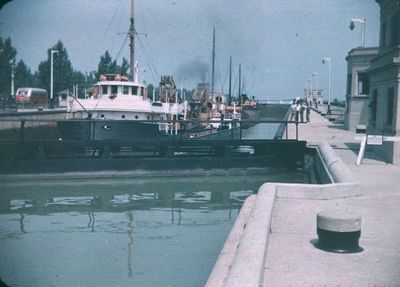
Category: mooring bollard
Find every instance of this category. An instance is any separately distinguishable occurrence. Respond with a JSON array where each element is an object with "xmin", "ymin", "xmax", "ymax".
[{"xmin": 315, "ymin": 210, "xmax": 363, "ymax": 253}]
